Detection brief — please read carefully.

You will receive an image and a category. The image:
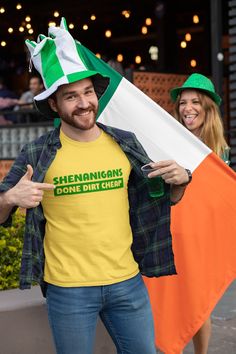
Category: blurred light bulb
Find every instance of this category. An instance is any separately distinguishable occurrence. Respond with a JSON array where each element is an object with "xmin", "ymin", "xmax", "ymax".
[
  {"xmin": 185, "ymin": 33, "xmax": 191, "ymax": 41},
  {"xmin": 190, "ymin": 59, "xmax": 197, "ymax": 67},
  {"xmin": 105, "ymin": 30, "xmax": 112, "ymax": 37},
  {"xmin": 135, "ymin": 56, "xmax": 142, "ymax": 64},
  {"xmin": 117, "ymin": 54, "xmax": 123, "ymax": 62},
  {"xmin": 193, "ymin": 15, "xmax": 199, "ymax": 24}
]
